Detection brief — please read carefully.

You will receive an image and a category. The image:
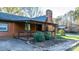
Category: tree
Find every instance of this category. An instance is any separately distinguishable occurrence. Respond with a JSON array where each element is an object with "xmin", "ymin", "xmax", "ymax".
[
  {"xmin": 73, "ymin": 7, "xmax": 79, "ymax": 31},
  {"xmin": 67, "ymin": 10, "xmax": 75, "ymax": 27},
  {"xmin": 56, "ymin": 16, "xmax": 62, "ymax": 25},
  {"xmin": 74, "ymin": 7, "xmax": 79, "ymax": 24},
  {"xmin": 22, "ymin": 7, "xmax": 43, "ymax": 18},
  {"xmin": 74, "ymin": 7, "xmax": 79, "ymax": 19},
  {"xmin": 68, "ymin": 10, "xmax": 75, "ymax": 21},
  {"xmin": 0, "ymin": 7, "xmax": 25, "ymax": 16},
  {"xmin": 21, "ymin": 7, "xmax": 43, "ymax": 31},
  {"xmin": 63, "ymin": 14, "xmax": 68, "ymax": 26}
]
